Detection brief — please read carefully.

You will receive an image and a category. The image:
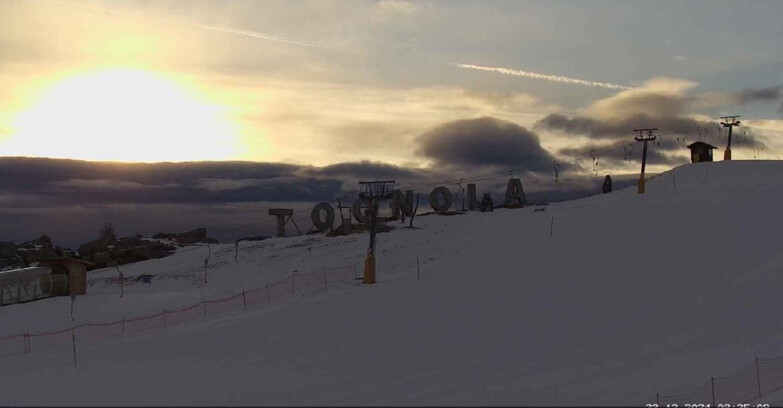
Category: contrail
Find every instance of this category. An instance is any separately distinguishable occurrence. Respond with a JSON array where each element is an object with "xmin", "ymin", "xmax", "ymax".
[
  {"xmin": 194, "ymin": 24, "xmax": 321, "ymax": 48},
  {"xmin": 454, "ymin": 63, "xmax": 632, "ymax": 90},
  {"xmin": 57, "ymin": 1, "xmax": 322, "ymax": 48}
]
